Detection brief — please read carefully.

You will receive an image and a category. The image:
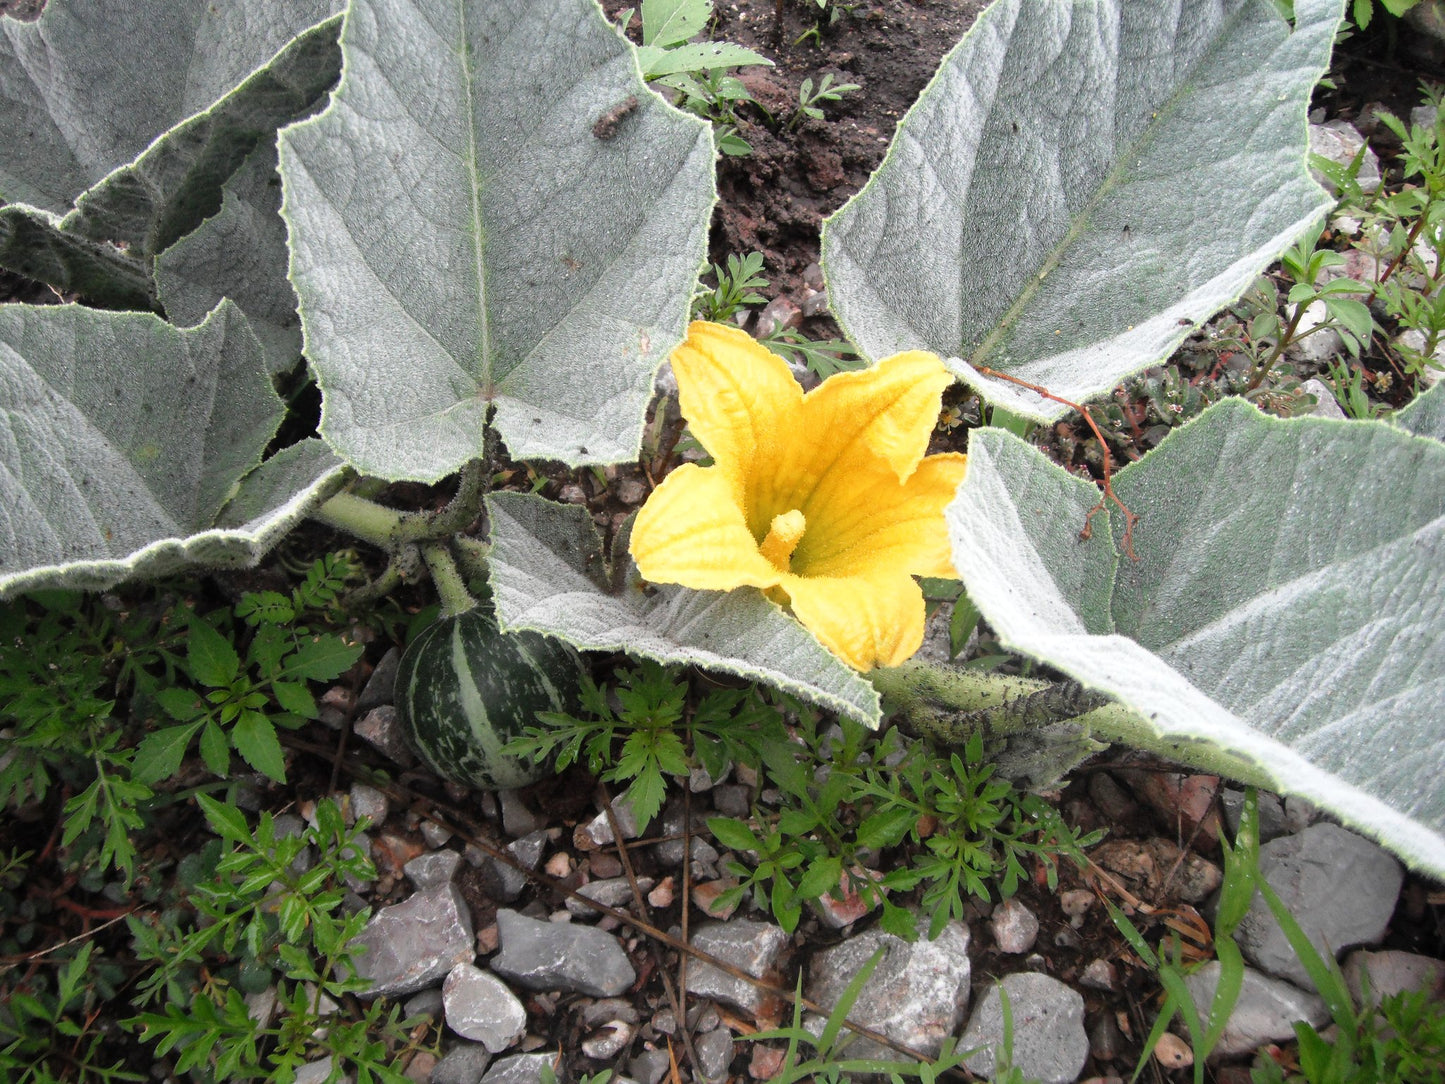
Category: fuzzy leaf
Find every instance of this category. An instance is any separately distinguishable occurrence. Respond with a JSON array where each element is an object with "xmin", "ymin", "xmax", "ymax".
[
  {"xmin": 1396, "ymin": 380, "xmax": 1445, "ymax": 443},
  {"xmin": 155, "ymin": 142, "xmax": 302, "ymax": 374},
  {"xmin": 279, "ymin": 0, "xmax": 715, "ymax": 481},
  {"xmin": 0, "ymin": 303, "xmax": 345, "ymax": 599},
  {"xmin": 823, "ymin": 0, "xmax": 1342, "ymax": 420},
  {"xmin": 485, "ymin": 491, "xmax": 881, "ymax": 725},
  {"xmin": 947, "ymin": 402, "xmax": 1445, "ymax": 877},
  {"xmin": 1, "ymin": 0, "xmax": 342, "ymax": 255}
]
